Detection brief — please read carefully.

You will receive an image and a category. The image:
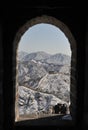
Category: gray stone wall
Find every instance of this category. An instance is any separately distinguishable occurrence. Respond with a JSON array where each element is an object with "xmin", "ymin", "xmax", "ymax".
[
  {"xmin": 83, "ymin": 17, "xmax": 88, "ymax": 127},
  {"xmin": 0, "ymin": 23, "xmax": 3, "ymax": 130},
  {"xmin": 1, "ymin": 6, "xmax": 86, "ymax": 129},
  {"xmin": 13, "ymin": 15, "xmax": 77, "ymax": 121}
]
